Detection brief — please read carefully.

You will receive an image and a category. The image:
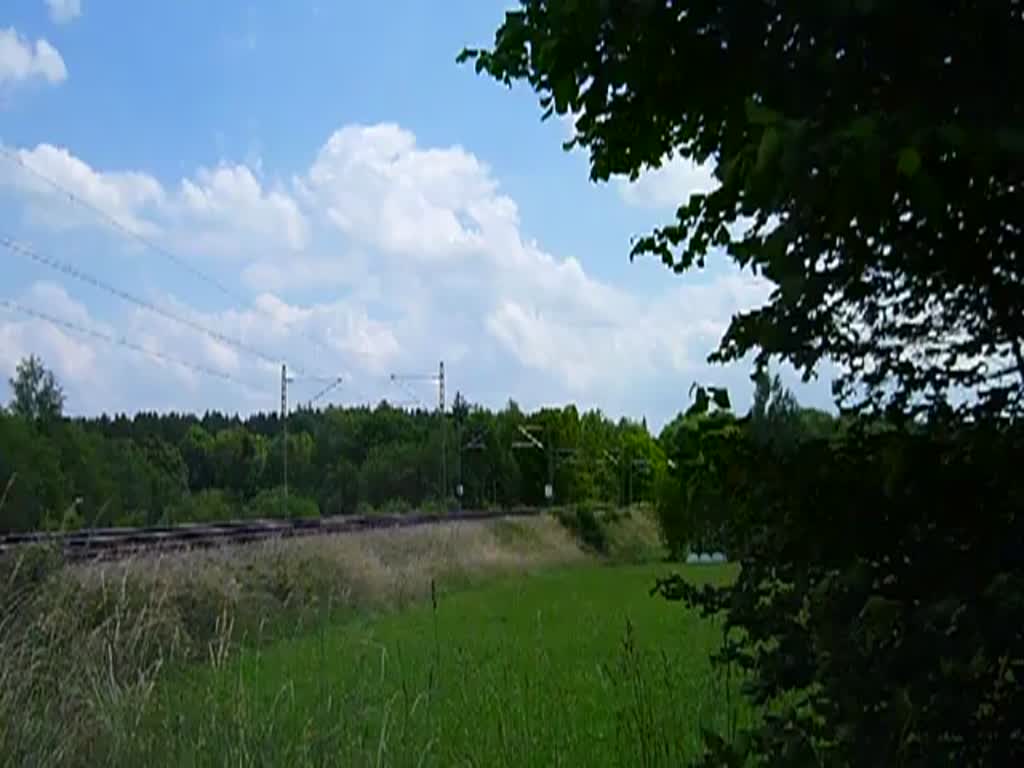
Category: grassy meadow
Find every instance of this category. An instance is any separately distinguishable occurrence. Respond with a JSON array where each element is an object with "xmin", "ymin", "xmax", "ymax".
[{"xmin": 1, "ymin": 508, "xmax": 742, "ymax": 767}]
